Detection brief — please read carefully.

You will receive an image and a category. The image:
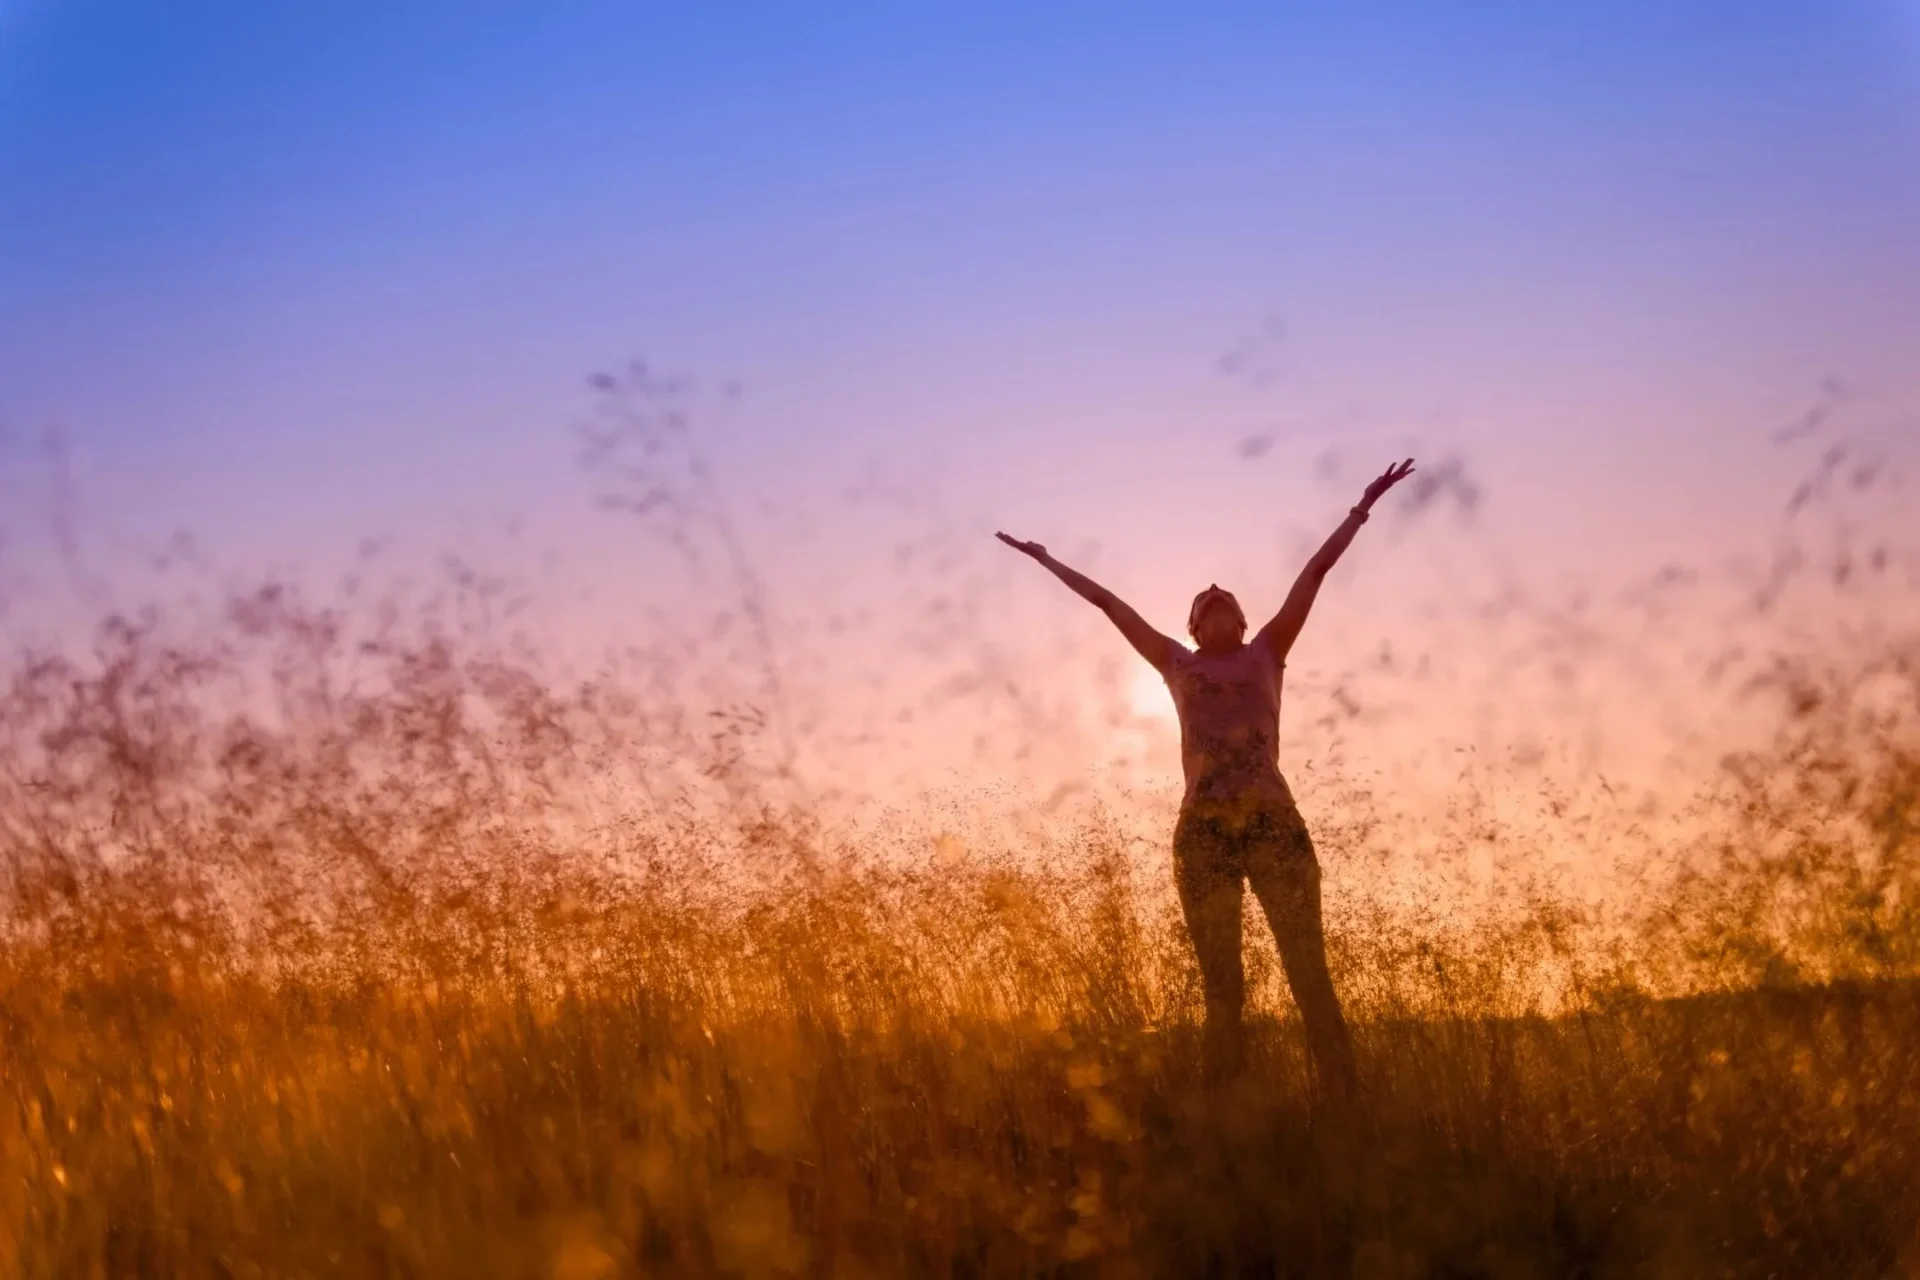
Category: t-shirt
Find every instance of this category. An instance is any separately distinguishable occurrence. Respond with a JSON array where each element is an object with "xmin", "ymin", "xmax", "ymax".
[{"xmin": 1160, "ymin": 640, "xmax": 1293, "ymax": 810}]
